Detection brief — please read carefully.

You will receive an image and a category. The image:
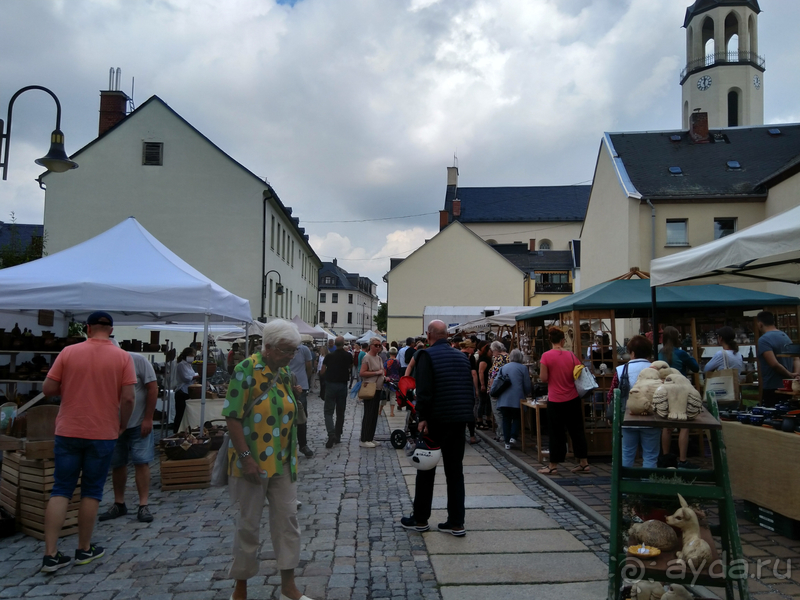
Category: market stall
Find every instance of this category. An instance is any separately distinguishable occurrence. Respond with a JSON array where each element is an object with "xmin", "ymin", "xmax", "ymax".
[{"xmin": 515, "ymin": 278, "xmax": 800, "ymax": 455}]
